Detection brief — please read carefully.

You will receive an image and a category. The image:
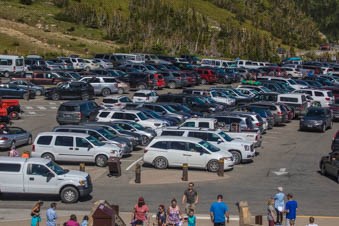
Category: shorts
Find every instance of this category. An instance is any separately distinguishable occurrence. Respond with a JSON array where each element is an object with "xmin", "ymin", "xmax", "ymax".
[
  {"xmin": 214, "ymin": 222, "xmax": 225, "ymax": 226},
  {"xmin": 185, "ymin": 203, "xmax": 196, "ymax": 214},
  {"xmin": 286, "ymin": 218, "xmax": 295, "ymax": 226}
]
